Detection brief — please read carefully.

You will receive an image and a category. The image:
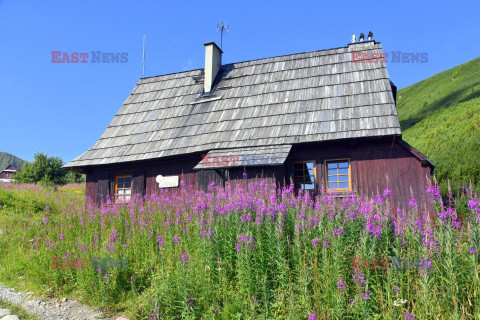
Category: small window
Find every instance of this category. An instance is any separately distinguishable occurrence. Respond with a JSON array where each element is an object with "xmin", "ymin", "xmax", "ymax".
[
  {"xmin": 294, "ymin": 161, "xmax": 316, "ymax": 192},
  {"xmin": 115, "ymin": 175, "xmax": 132, "ymax": 202},
  {"xmin": 7, "ymin": 173, "xmax": 11, "ymax": 178},
  {"xmin": 325, "ymin": 159, "xmax": 351, "ymax": 192}
]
